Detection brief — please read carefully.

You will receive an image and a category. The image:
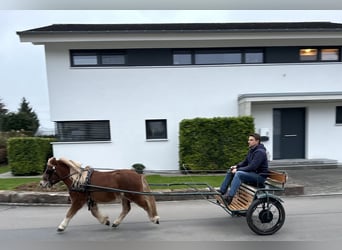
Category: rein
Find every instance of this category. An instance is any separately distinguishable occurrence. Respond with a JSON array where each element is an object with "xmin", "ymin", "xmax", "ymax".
[{"xmin": 46, "ymin": 164, "xmax": 80, "ymax": 185}]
